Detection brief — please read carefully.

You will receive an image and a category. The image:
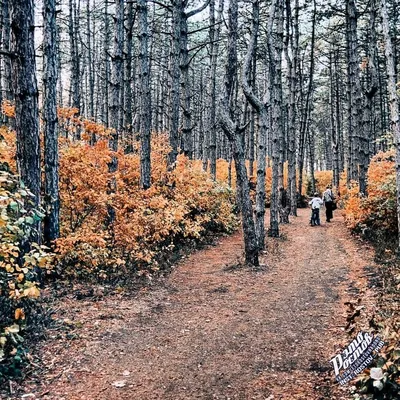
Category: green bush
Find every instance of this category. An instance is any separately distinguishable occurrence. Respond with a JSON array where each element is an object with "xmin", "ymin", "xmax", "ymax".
[{"xmin": 0, "ymin": 171, "xmax": 53, "ymax": 382}]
